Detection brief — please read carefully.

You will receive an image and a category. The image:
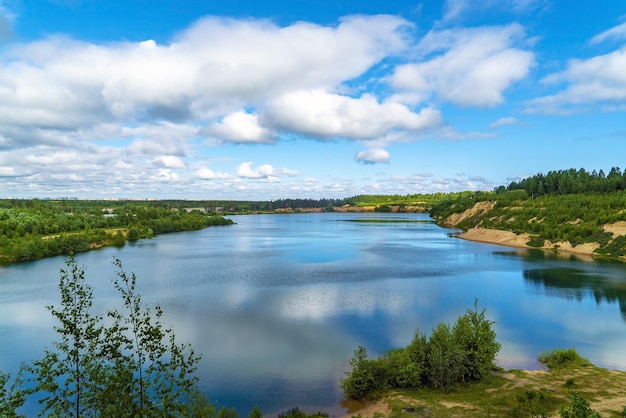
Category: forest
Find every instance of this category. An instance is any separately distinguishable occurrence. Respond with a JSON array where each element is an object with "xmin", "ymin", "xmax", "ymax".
[
  {"xmin": 3, "ymin": 167, "xmax": 626, "ymax": 264},
  {"xmin": 0, "ymin": 200, "xmax": 233, "ymax": 265},
  {"xmin": 430, "ymin": 167, "xmax": 626, "ymax": 259}
]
